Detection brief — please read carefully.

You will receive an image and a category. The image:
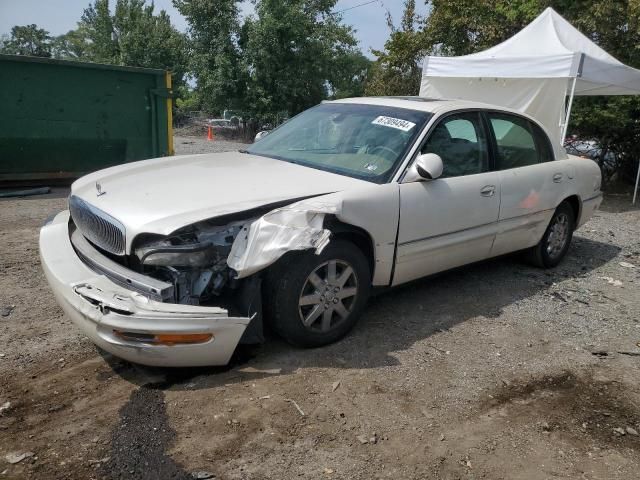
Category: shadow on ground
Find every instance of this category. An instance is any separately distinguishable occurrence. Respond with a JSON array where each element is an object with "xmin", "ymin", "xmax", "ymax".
[
  {"xmin": 103, "ymin": 234, "xmax": 621, "ymax": 391},
  {"xmin": 93, "ymin": 234, "xmax": 621, "ymax": 479},
  {"xmin": 0, "ymin": 186, "xmax": 69, "ymax": 202}
]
